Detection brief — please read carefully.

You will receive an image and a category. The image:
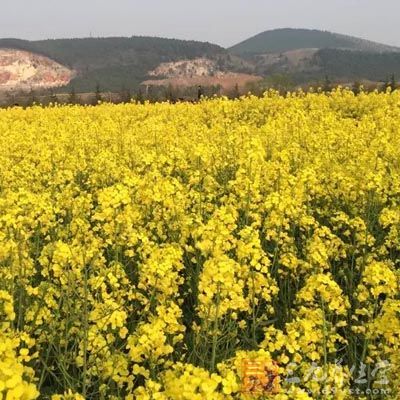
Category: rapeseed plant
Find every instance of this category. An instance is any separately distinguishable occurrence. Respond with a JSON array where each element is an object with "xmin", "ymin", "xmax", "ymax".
[{"xmin": 0, "ymin": 90, "xmax": 399, "ymax": 398}]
